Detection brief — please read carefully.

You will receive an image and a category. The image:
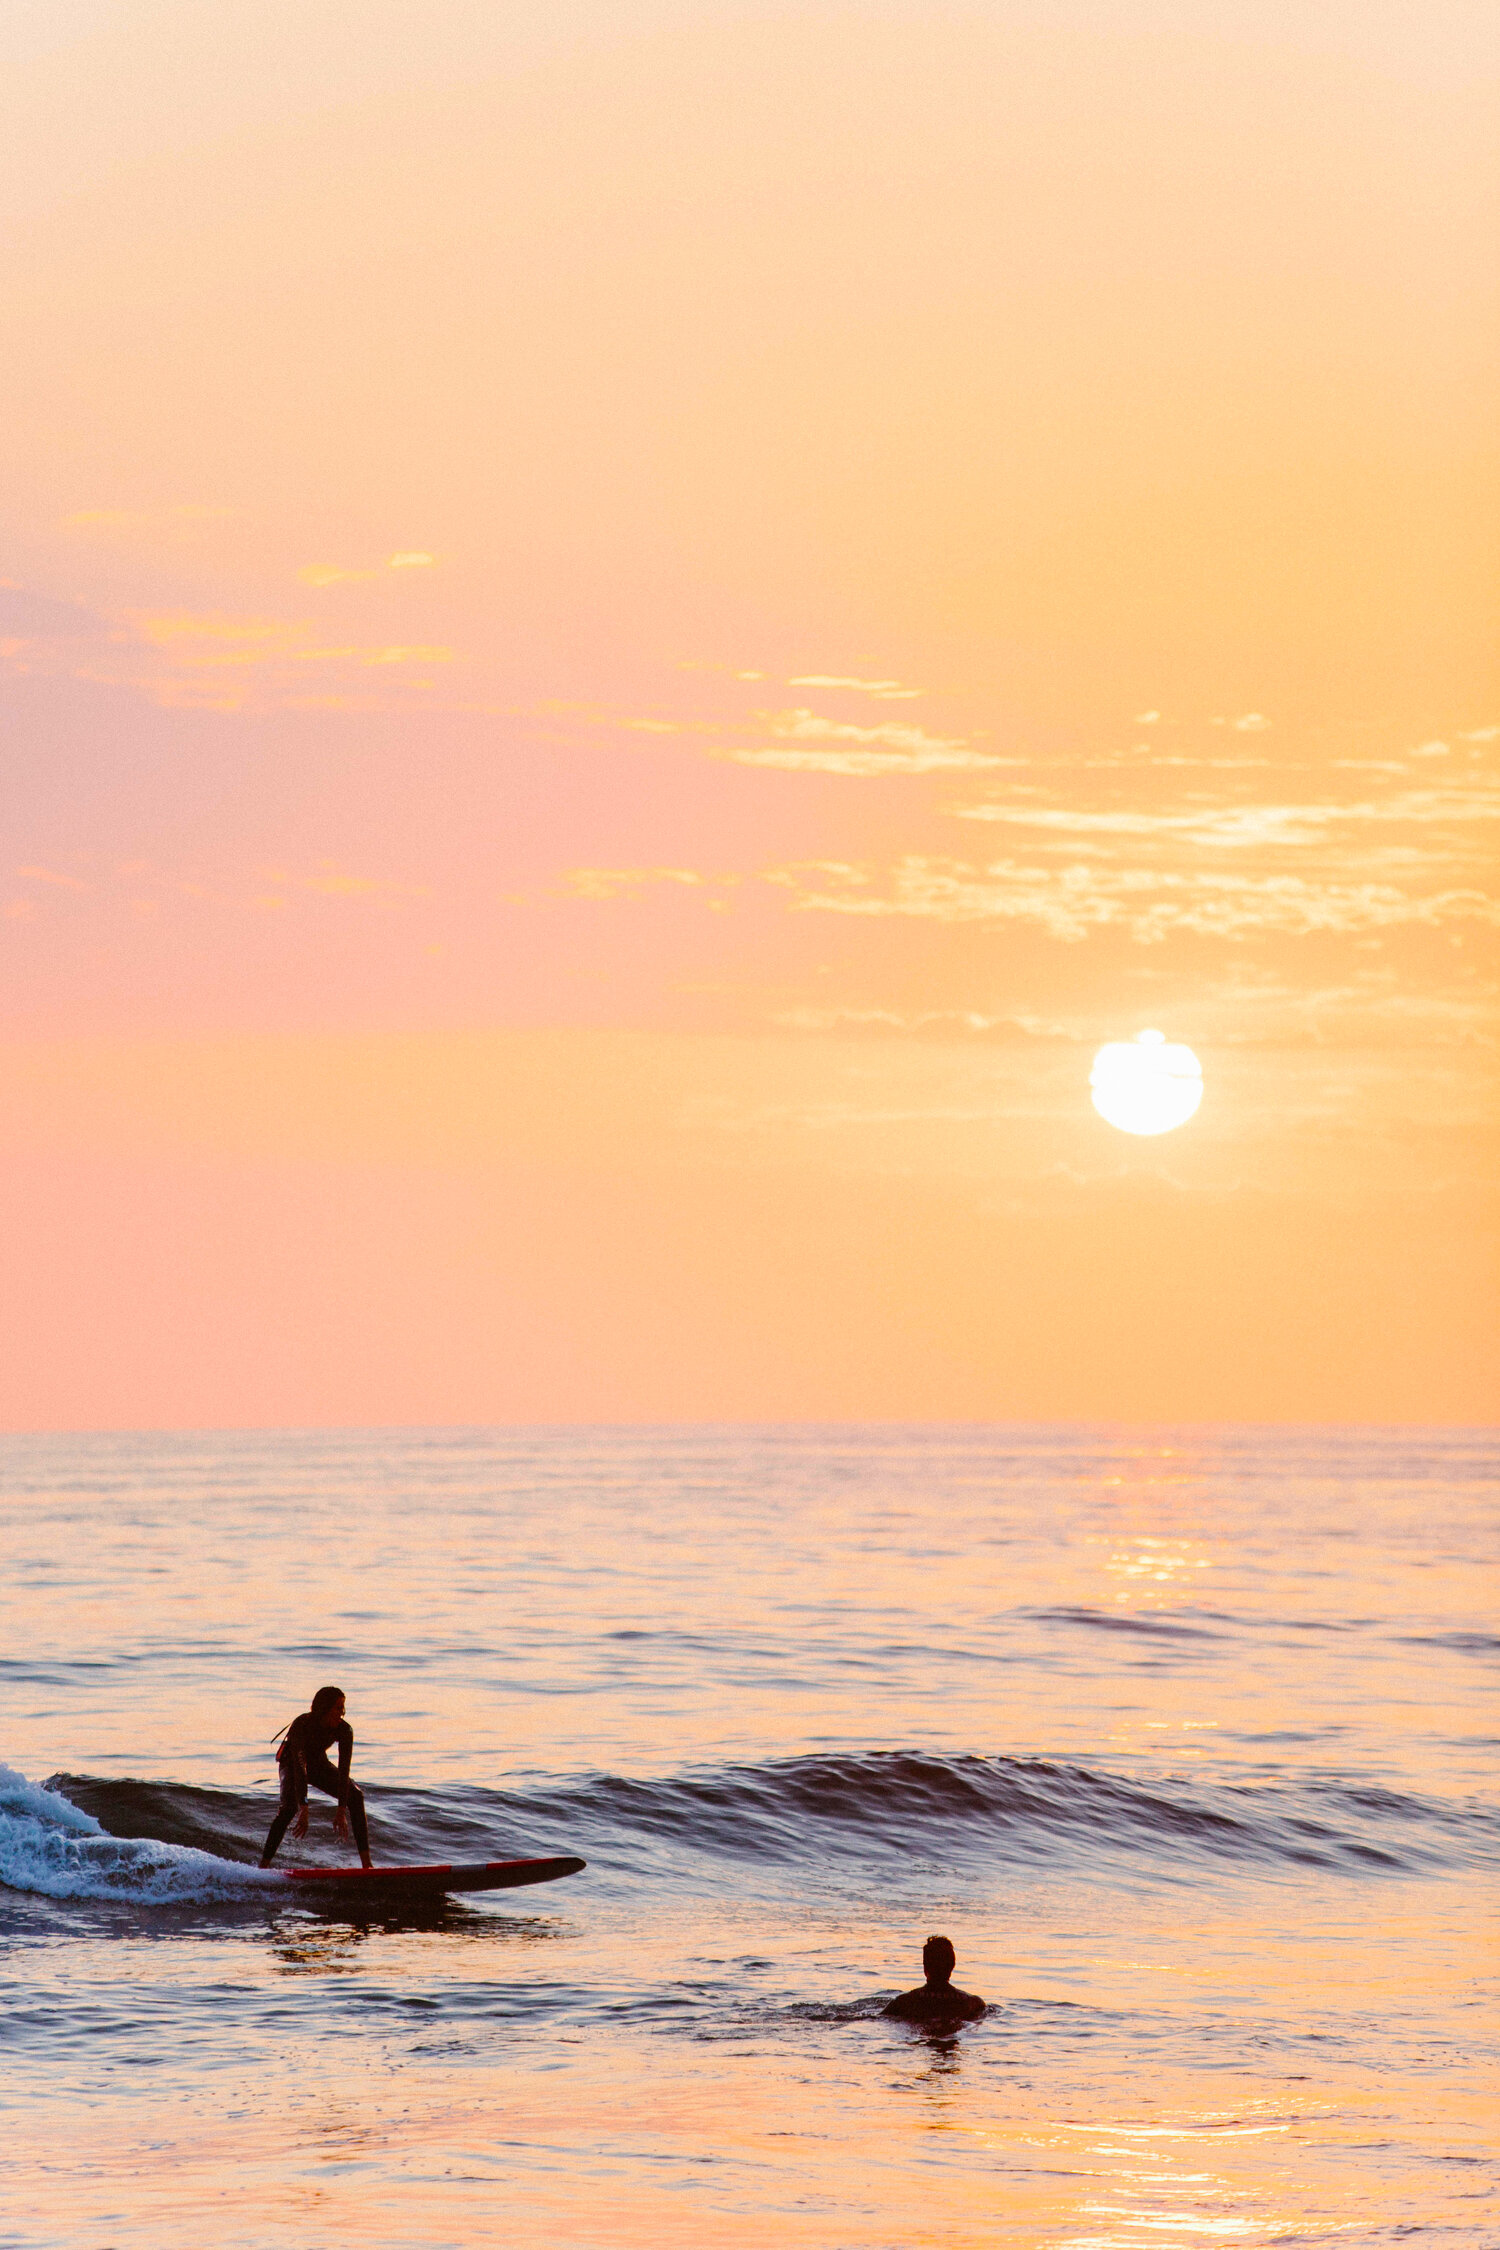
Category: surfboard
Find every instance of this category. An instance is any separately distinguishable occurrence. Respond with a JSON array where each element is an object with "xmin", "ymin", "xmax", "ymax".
[{"xmin": 276, "ymin": 1854, "xmax": 585, "ymax": 1898}]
